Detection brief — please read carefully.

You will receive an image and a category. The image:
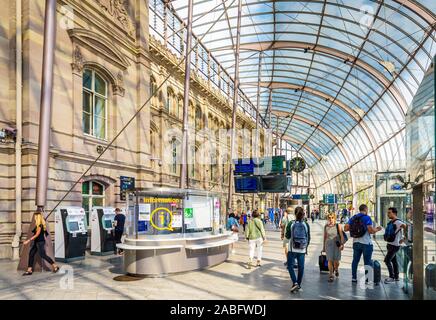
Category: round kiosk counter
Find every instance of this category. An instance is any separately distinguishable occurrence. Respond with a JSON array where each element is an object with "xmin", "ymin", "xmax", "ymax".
[{"xmin": 117, "ymin": 232, "xmax": 236, "ymax": 276}]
